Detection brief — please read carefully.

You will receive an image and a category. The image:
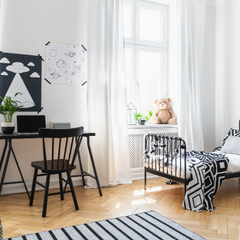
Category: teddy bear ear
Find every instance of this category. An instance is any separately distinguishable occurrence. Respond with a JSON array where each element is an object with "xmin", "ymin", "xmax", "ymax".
[
  {"xmin": 167, "ymin": 98, "xmax": 171, "ymax": 102},
  {"xmin": 155, "ymin": 99, "xmax": 159, "ymax": 104}
]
